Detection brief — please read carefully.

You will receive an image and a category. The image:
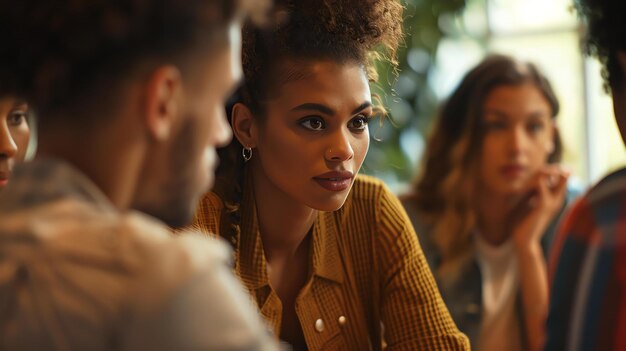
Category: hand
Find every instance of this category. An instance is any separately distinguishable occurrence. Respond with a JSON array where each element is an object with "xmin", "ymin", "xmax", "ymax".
[{"xmin": 510, "ymin": 165, "xmax": 570, "ymax": 252}]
